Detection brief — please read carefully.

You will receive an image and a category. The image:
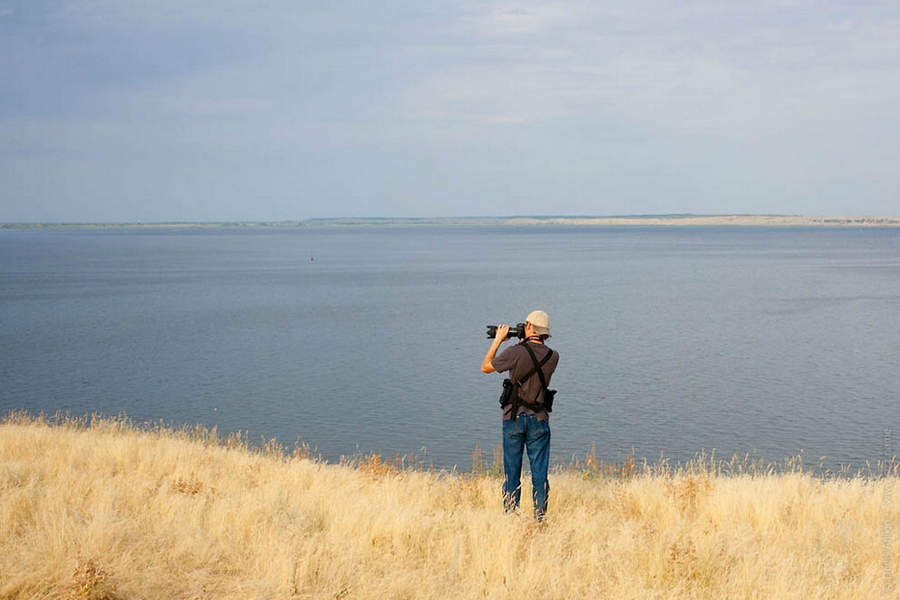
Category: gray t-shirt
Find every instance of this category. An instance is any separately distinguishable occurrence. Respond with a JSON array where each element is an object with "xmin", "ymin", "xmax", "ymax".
[{"xmin": 491, "ymin": 341, "xmax": 559, "ymax": 421}]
